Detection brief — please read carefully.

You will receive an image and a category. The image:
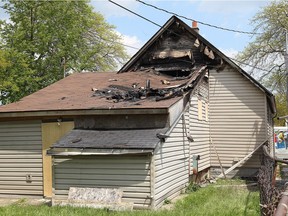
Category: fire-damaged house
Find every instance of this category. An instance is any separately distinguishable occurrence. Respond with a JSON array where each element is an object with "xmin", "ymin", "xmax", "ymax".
[{"xmin": 0, "ymin": 16, "xmax": 276, "ymax": 209}]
